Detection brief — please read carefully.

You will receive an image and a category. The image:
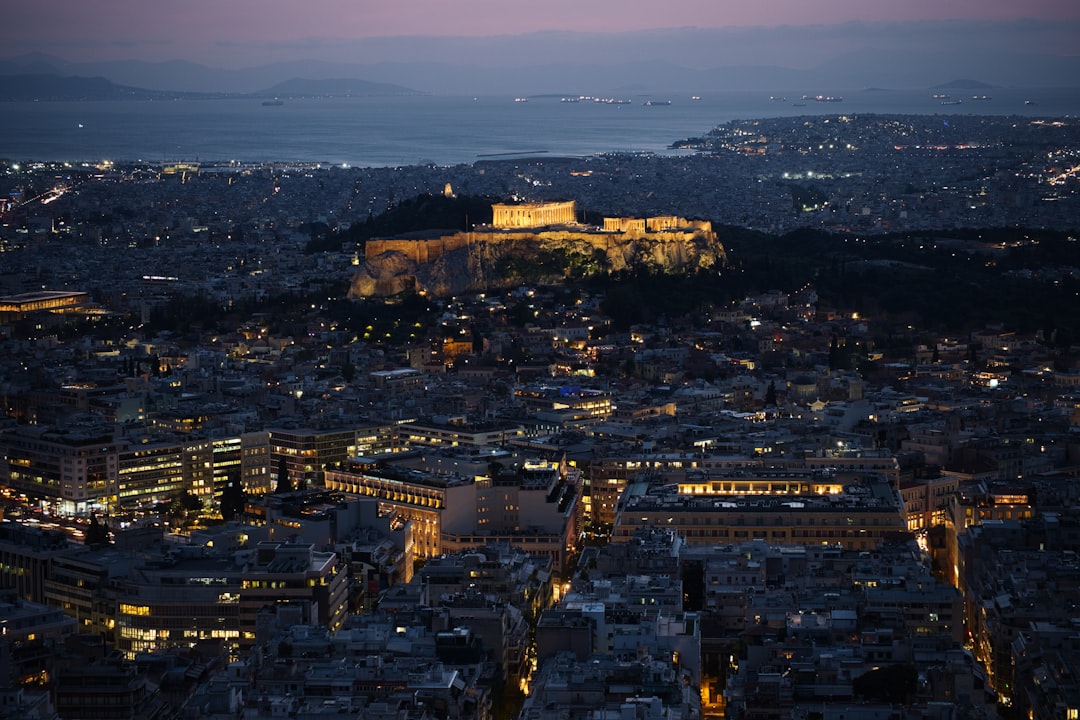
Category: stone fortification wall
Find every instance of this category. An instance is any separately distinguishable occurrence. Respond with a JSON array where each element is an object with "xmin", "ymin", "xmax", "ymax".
[
  {"xmin": 363, "ymin": 195, "xmax": 722, "ymax": 271},
  {"xmin": 364, "ymin": 234, "xmax": 473, "ymax": 265},
  {"xmin": 366, "ymin": 220, "xmax": 718, "ymax": 265},
  {"xmin": 353, "ymin": 216, "xmax": 726, "ymax": 298}
]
